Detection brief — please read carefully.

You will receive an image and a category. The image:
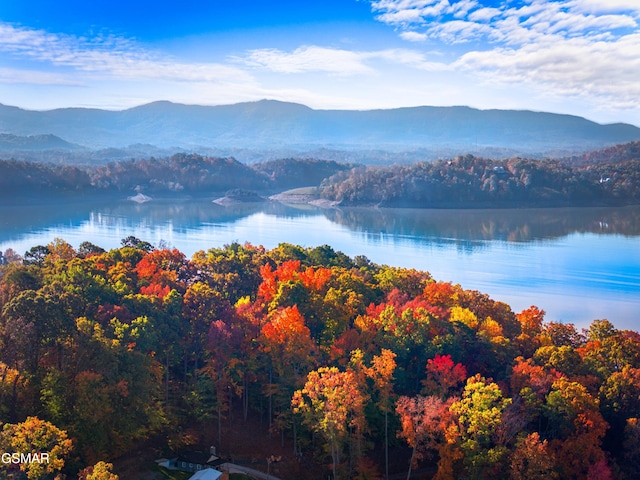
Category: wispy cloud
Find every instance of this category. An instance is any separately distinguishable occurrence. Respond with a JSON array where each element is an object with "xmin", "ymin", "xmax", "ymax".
[
  {"xmin": 400, "ymin": 31, "xmax": 429, "ymax": 42},
  {"xmin": 369, "ymin": 0, "xmax": 638, "ymax": 44},
  {"xmin": 240, "ymin": 46, "xmax": 375, "ymax": 75},
  {"xmin": 570, "ymin": 0, "xmax": 640, "ymax": 15},
  {"xmin": 457, "ymin": 33, "xmax": 640, "ymax": 109},
  {"xmin": 368, "ymin": 0, "xmax": 640, "ymax": 111},
  {"xmin": 239, "ymin": 45, "xmax": 447, "ymax": 74},
  {"xmin": 0, "ymin": 22, "xmax": 254, "ymax": 85},
  {"xmin": 0, "ymin": 67, "xmax": 82, "ymax": 86}
]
